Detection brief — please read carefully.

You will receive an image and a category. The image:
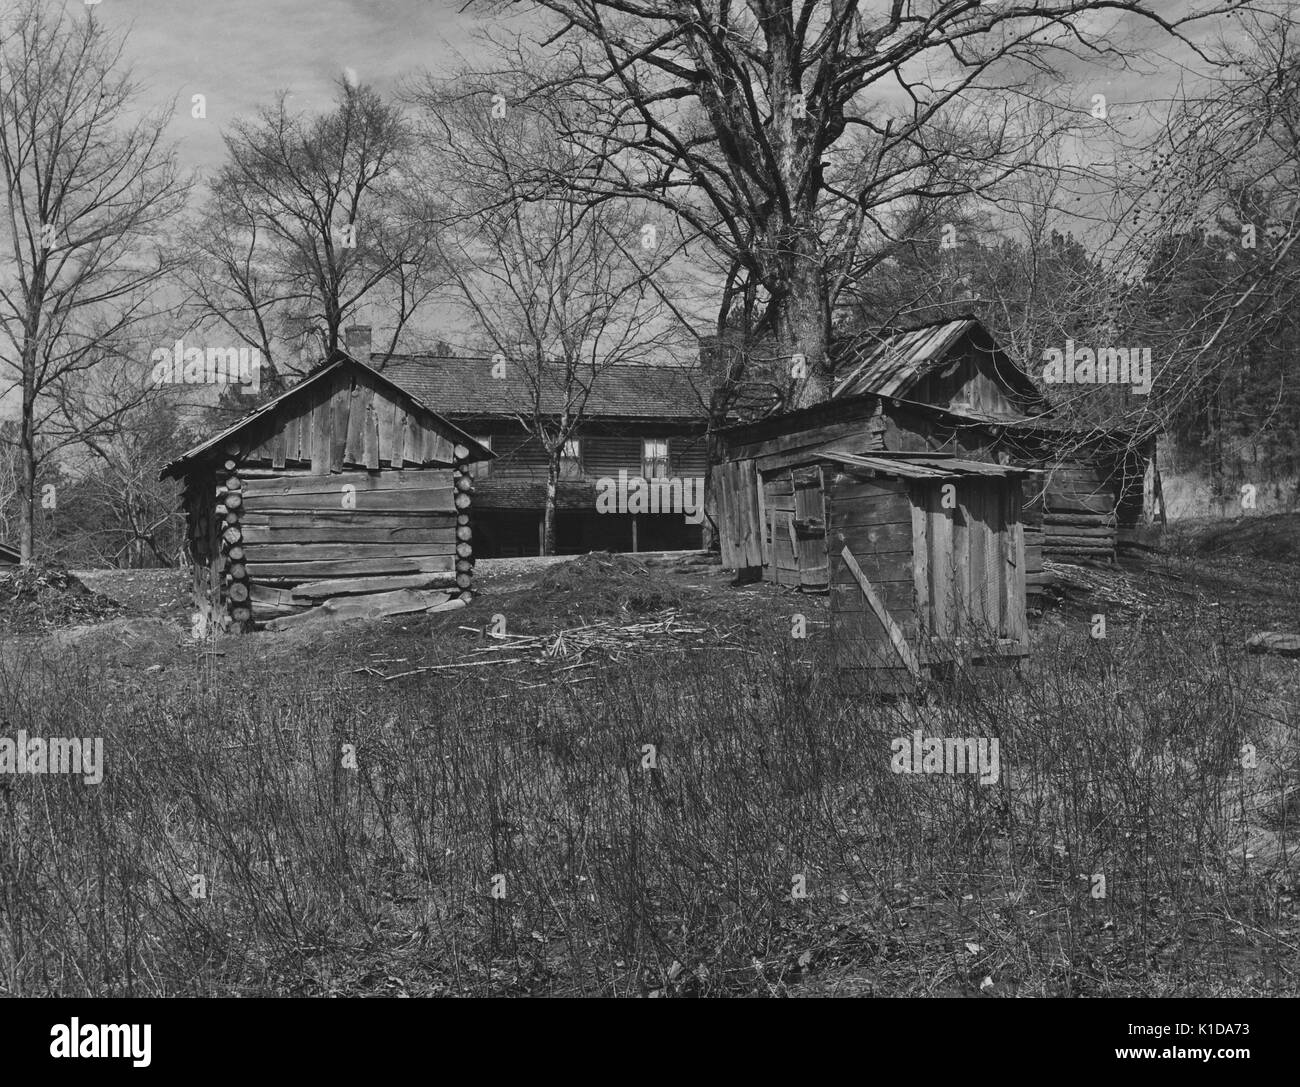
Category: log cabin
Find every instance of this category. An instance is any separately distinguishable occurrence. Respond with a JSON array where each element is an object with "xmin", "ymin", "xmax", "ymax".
[
  {"xmin": 160, "ymin": 351, "xmax": 493, "ymax": 632},
  {"xmin": 715, "ymin": 316, "xmax": 1163, "ymax": 593},
  {"xmin": 372, "ymin": 333, "xmax": 711, "ymax": 557}
]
